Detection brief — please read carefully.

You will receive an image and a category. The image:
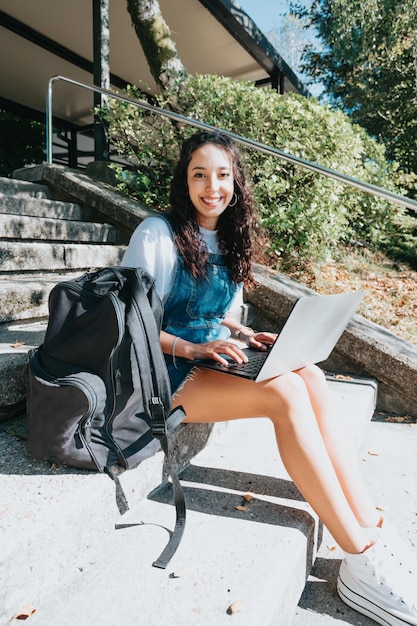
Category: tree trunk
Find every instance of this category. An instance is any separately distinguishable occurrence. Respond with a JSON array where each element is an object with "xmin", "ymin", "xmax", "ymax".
[{"xmin": 126, "ymin": 0, "xmax": 188, "ymax": 91}]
